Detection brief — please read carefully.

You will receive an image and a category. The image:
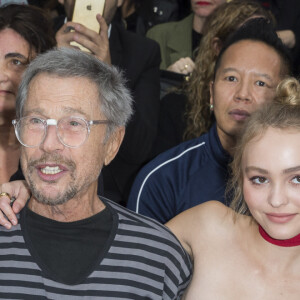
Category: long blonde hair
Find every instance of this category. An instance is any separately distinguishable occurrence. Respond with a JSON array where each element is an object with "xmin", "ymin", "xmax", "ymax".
[
  {"xmin": 229, "ymin": 77, "xmax": 300, "ymax": 215},
  {"xmin": 183, "ymin": 0, "xmax": 272, "ymax": 140}
]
